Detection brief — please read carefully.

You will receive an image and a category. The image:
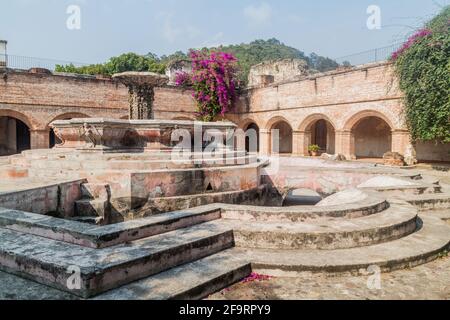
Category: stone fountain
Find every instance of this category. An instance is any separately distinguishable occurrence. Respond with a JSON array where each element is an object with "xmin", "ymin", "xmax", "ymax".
[
  {"xmin": 51, "ymin": 72, "xmax": 237, "ymax": 152},
  {"xmin": 45, "ymin": 72, "xmax": 264, "ymax": 221}
]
